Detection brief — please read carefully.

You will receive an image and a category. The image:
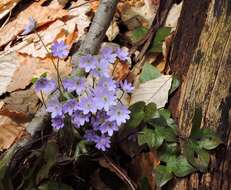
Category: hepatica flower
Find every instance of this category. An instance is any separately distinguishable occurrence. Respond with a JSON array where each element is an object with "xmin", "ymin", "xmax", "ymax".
[
  {"xmin": 108, "ymin": 103, "xmax": 130, "ymax": 126},
  {"xmin": 52, "ymin": 115, "xmax": 64, "ymax": 129},
  {"xmin": 63, "ymin": 77, "xmax": 86, "ymax": 95},
  {"xmin": 72, "ymin": 111, "xmax": 90, "ymax": 128},
  {"xmin": 34, "ymin": 78, "xmax": 56, "ymax": 94},
  {"xmin": 94, "ymin": 88, "xmax": 116, "ymax": 111},
  {"xmin": 63, "ymin": 99, "xmax": 79, "ymax": 115},
  {"xmin": 37, "ymin": 46, "xmax": 133, "ymax": 151},
  {"xmin": 120, "ymin": 80, "xmax": 134, "ymax": 93},
  {"xmin": 51, "ymin": 40, "xmax": 69, "ymax": 59},
  {"xmin": 78, "ymin": 96, "xmax": 97, "ymax": 114},
  {"xmin": 46, "ymin": 98, "xmax": 63, "ymax": 118},
  {"xmin": 90, "ymin": 59, "xmax": 110, "ymax": 78},
  {"xmin": 79, "ymin": 54, "xmax": 97, "ymax": 72},
  {"xmin": 22, "ymin": 16, "xmax": 36, "ymax": 35},
  {"xmin": 100, "ymin": 47, "xmax": 117, "ymax": 64},
  {"xmin": 99, "ymin": 121, "xmax": 119, "ymax": 136},
  {"xmin": 115, "ymin": 48, "xmax": 129, "ymax": 61},
  {"xmin": 95, "ymin": 135, "xmax": 111, "ymax": 151}
]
